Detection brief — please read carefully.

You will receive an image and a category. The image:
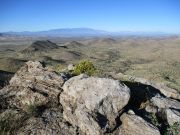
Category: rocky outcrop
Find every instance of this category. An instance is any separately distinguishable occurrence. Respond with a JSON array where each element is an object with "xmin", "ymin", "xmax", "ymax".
[
  {"xmin": 153, "ymin": 83, "xmax": 180, "ymax": 100},
  {"xmin": 150, "ymin": 94, "xmax": 180, "ymax": 110},
  {"xmin": 146, "ymin": 94, "xmax": 180, "ymax": 126},
  {"xmin": 133, "ymin": 77, "xmax": 180, "ymax": 100},
  {"xmin": 0, "ymin": 61, "xmax": 180, "ymax": 135},
  {"xmin": 0, "ymin": 61, "xmax": 64, "ymax": 110},
  {"xmin": 165, "ymin": 109, "xmax": 180, "ymax": 126},
  {"xmin": 118, "ymin": 111, "xmax": 161, "ymax": 135},
  {"xmin": 109, "ymin": 72, "xmax": 180, "ymax": 100},
  {"xmin": 60, "ymin": 74, "xmax": 130, "ymax": 135},
  {"xmin": 17, "ymin": 108, "xmax": 77, "ymax": 135}
]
